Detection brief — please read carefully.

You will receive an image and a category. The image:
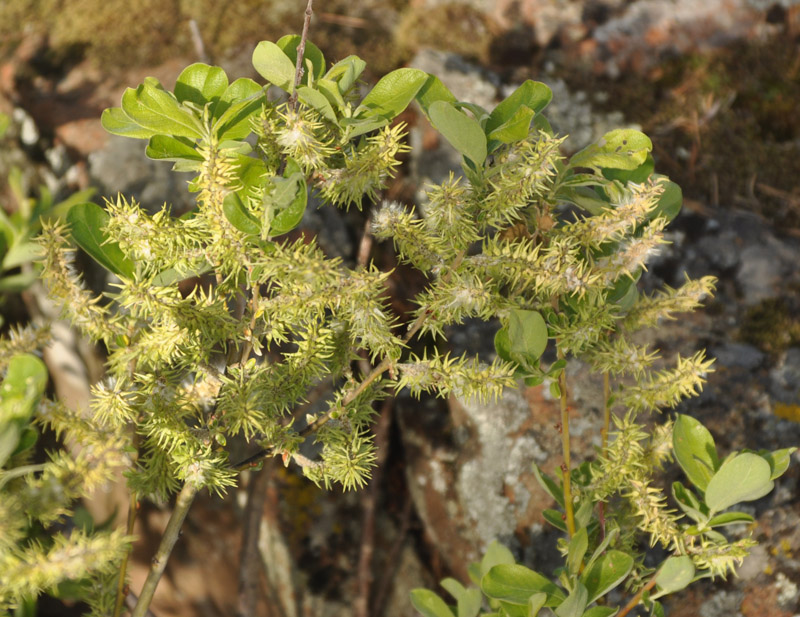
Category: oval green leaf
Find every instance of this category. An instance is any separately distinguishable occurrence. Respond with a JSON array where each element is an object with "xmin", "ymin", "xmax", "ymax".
[
  {"xmin": 705, "ymin": 453, "xmax": 773, "ymax": 514},
  {"xmin": 324, "ymin": 55, "xmax": 367, "ymax": 94},
  {"xmin": 101, "ymin": 107, "xmax": 158, "ymax": 140},
  {"xmin": 359, "ymin": 68, "xmax": 429, "ymax": 120},
  {"xmin": 508, "ymin": 309, "xmax": 548, "ymax": 360},
  {"xmin": 270, "ymin": 174, "xmax": 308, "ymax": 236},
  {"xmin": 67, "ymin": 203, "xmax": 135, "ymax": 278},
  {"xmin": 486, "ymin": 80, "xmax": 552, "ymax": 135},
  {"xmin": 174, "ymin": 63, "xmax": 228, "ymax": 107},
  {"xmin": 570, "ymin": 129, "xmax": 652, "ymax": 171},
  {"xmin": 652, "ymin": 556, "xmax": 695, "ymax": 599},
  {"xmin": 707, "ymin": 511, "xmax": 754, "ymax": 527},
  {"xmin": 481, "ymin": 564, "xmax": 565, "ymax": 607},
  {"xmin": 416, "ymin": 74, "xmax": 457, "ymax": 118},
  {"xmin": 673, "ymin": 414, "xmax": 718, "ymax": 492},
  {"xmin": 223, "ymin": 193, "xmax": 261, "ymax": 236},
  {"xmin": 409, "ymin": 589, "xmax": 455, "ymax": 617},
  {"xmin": 580, "ymin": 550, "xmax": 633, "ymax": 604},
  {"xmin": 429, "ymin": 100, "xmax": 488, "ymax": 167},
  {"xmin": 146, "ymin": 135, "xmax": 202, "ymax": 162},
  {"xmin": 252, "ymin": 40, "xmax": 297, "ymax": 92},
  {"xmin": 121, "ymin": 80, "xmax": 203, "ymax": 139}
]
